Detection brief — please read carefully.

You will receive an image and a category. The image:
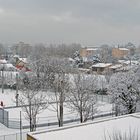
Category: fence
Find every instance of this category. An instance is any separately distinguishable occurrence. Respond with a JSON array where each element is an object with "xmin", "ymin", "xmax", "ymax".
[
  {"xmin": 95, "ymin": 94, "xmax": 112, "ymax": 103},
  {"xmin": 0, "ymin": 108, "xmax": 21, "ymax": 129},
  {"xmin": 0, "ymin": 111, "xmax": 116, "ymax": 140},
  {"xmin": 8, "ymin": 120, "xmax": 20, "ymax": 129},
  {"xmin": 2, "ymin": 94, "xmax": 112, "ymax": 129},
  {"xmin": 0, "ymin": 108, "xmax": 8, "ymax": 127},
  {"xmin": 21, "ymin": 111, "xmax": 115, "ymax": 129}
]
